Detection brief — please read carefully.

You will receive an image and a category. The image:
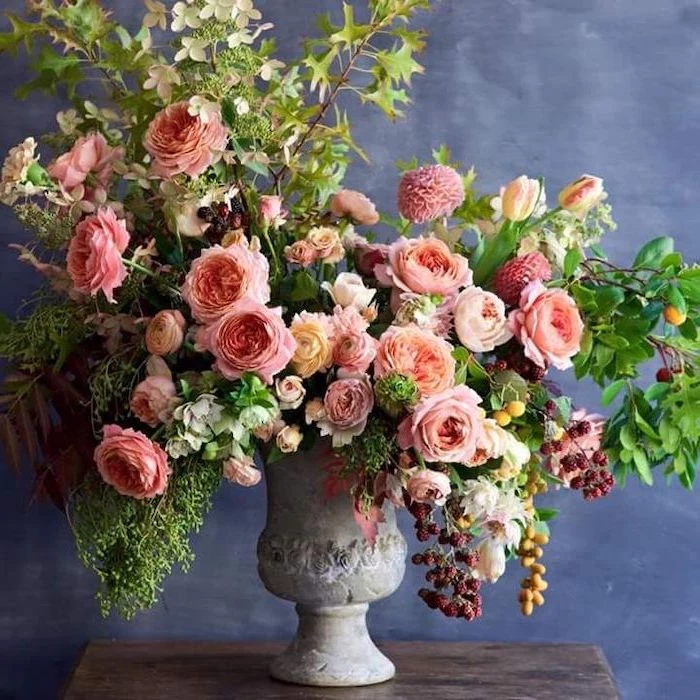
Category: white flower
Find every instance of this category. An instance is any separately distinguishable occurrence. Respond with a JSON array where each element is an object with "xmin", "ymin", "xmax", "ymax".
[
  {"xmin": 1, "ymin": 138, "xmax": 41, "ymax": 205},
  {"xmin": 235, "ymin": 0, "xmax": 262, "ymax": 27},
  {"xmin": 275, "ymin": 376, "xmax": 306, "ymax": 411},
  {"xmin": 143, "ymin": 0, "xmax": 167, "ymax": 30},
  {"xmin": 276, "ymin": 424, "xmax": 303, "ymax": 454},
  {"xmin": 460, "ymin": 477, "xmax": 500, "ymax": 524},
  {"xmin": 172, "ymin": 1, "xmax": 202, "ymax": 32},
  {"xmin": 233, "ymin": 96, "xmax": 250, "ymax": 115},
  {"xmin": 173, "ymin": 394, "xmax": 224, "ymax": 442},
  {"xmin": 56, "ymin": 109, "xmax": 83, "ymax": 135},
  {"xmin": 114, "ymin": 161, "xmax": 159, "ymax": 190},
  {"xmin": 166, "ymin": 437, "xmax": 192, "ymax": 459},
  {"xmin": 240, "ymin": 404, "xmax": 278, "ymax": 430},
  {"xmin": 175, "ymin": 37, "xmax": 208, "ymax": 63},
  {"xmin": 200, "ymin": 0, "xmax": 236, "ymax": 22},
  {"xmin": 322, "ymin": 272, "xmax": 376, "ymax": 311},
  {"xmin": 259, "ymin": 59, "xmax": 284, "ymax": 81},
  {"xmin": 501, "ymin": 432, "xmax": 531, "ymax": 476},
  {"xmin": 144, "ymin": 64, "xmax": 181, "ymax": 101},
  {"xmin": 188, "ymin": 96, "xmax": 220, "ymax": 123},
  {"xmin": 473, "ymin": 540, "xmax": 507, "ymax": 583}
]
